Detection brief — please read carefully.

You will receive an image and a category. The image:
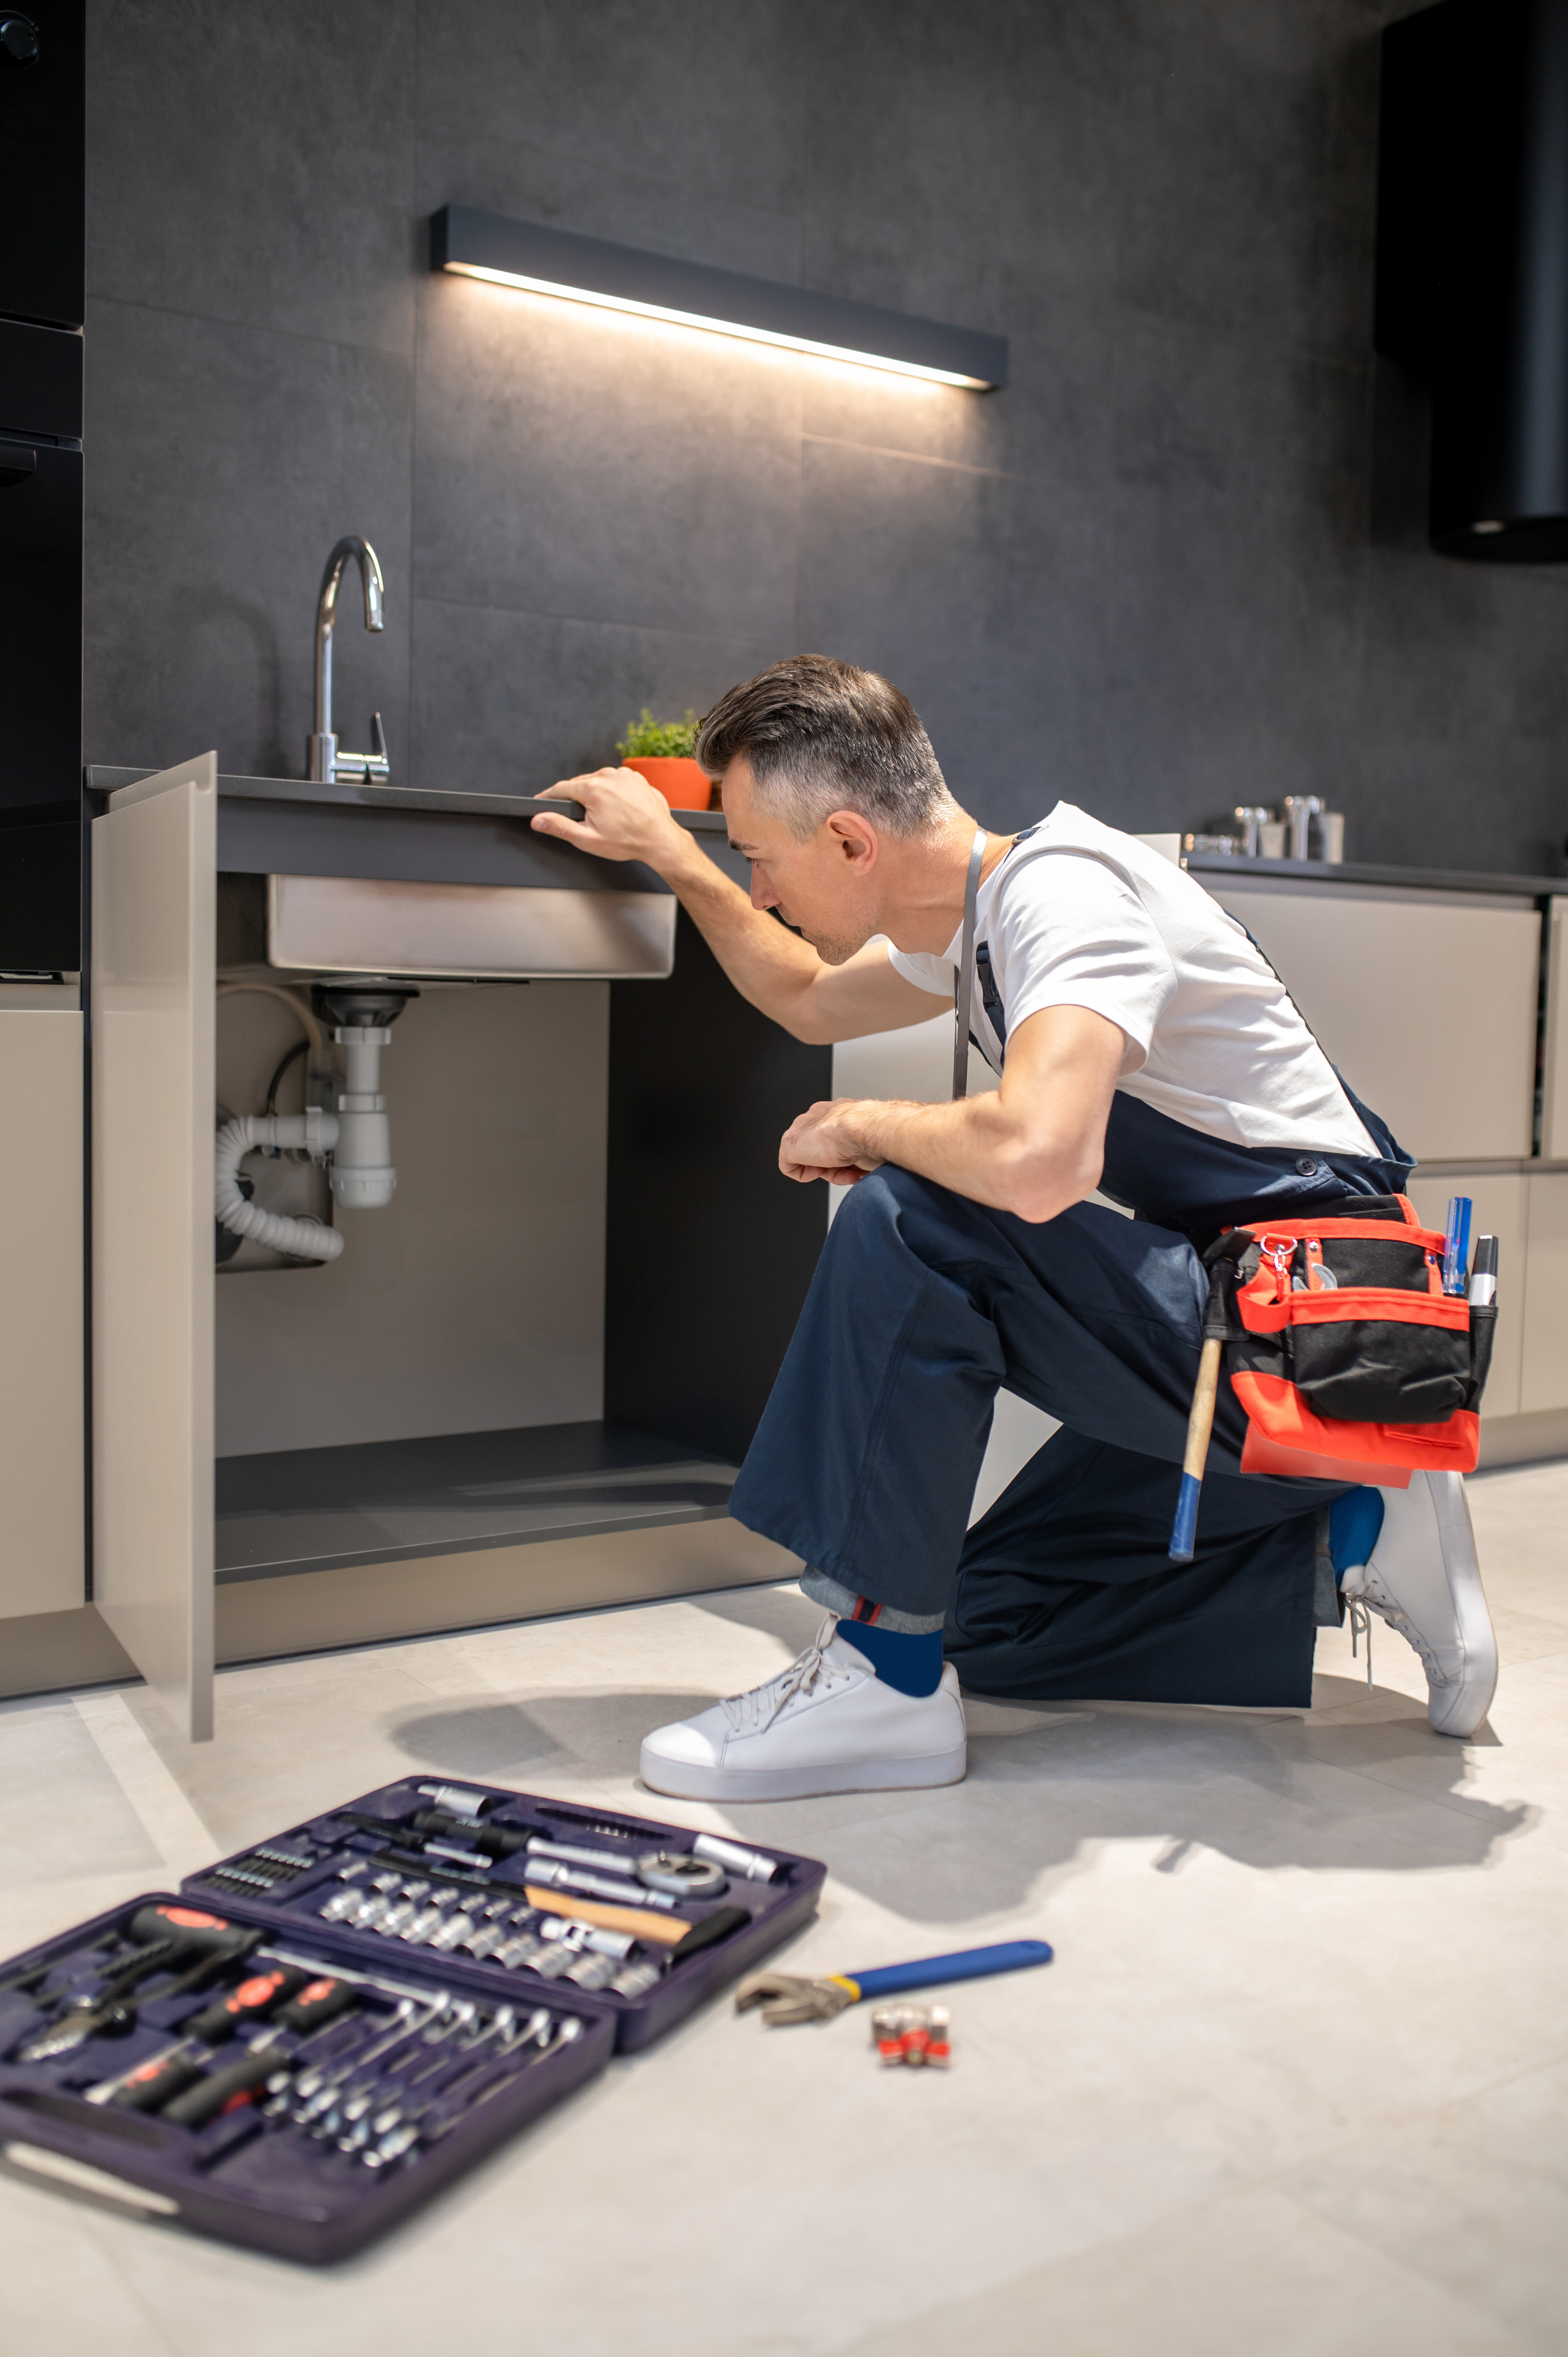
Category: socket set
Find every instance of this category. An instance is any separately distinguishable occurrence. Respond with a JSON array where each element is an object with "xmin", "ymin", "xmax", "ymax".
[
  {"xmin": 183, "ymin": 1777, "xmax": 826, "ymax": 2052},
  {"xmin": 0, "ymin": 1894, "xmax": 609, "ymax": 2262},
  {"xmin": 0, "ymin": 1781, "xmax": 822, "ymax": 2258}
]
